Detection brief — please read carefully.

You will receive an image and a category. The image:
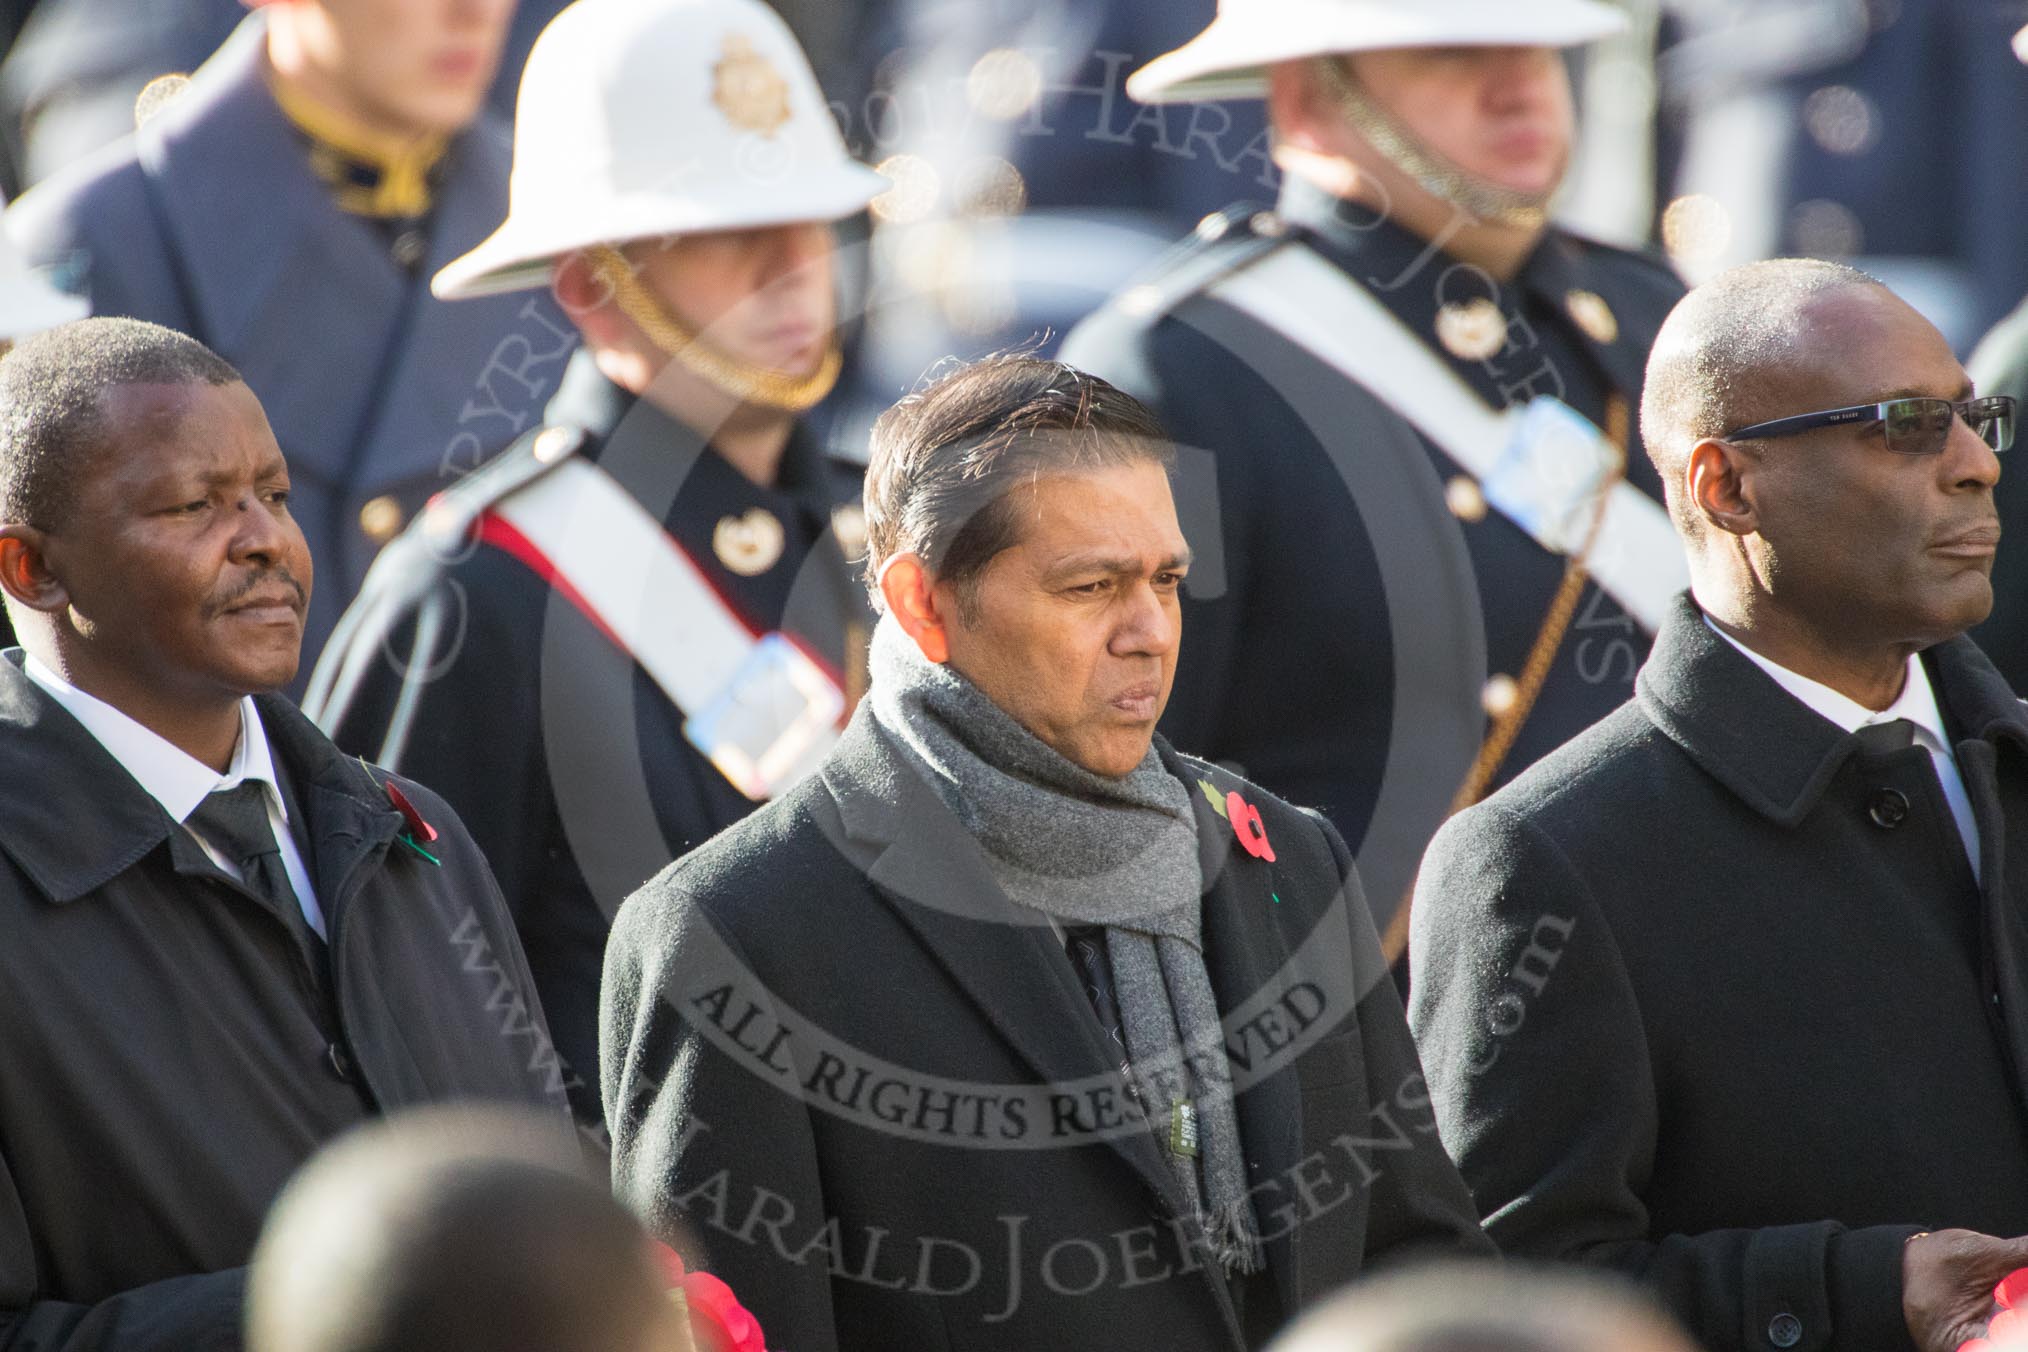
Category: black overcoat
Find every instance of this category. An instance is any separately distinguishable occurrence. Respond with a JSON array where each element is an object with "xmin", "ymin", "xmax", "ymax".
[
  {"xmin": 1410, "ymin": 595, "xmax": 2028, "ymax": 1352},
  {"xmin": 602, "ymin": 712, "xmax": 1488, "ymax": 1352},
  {"xmin": 0, "ymin": 652, "xmax": 572, "ymax": 1350}
]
